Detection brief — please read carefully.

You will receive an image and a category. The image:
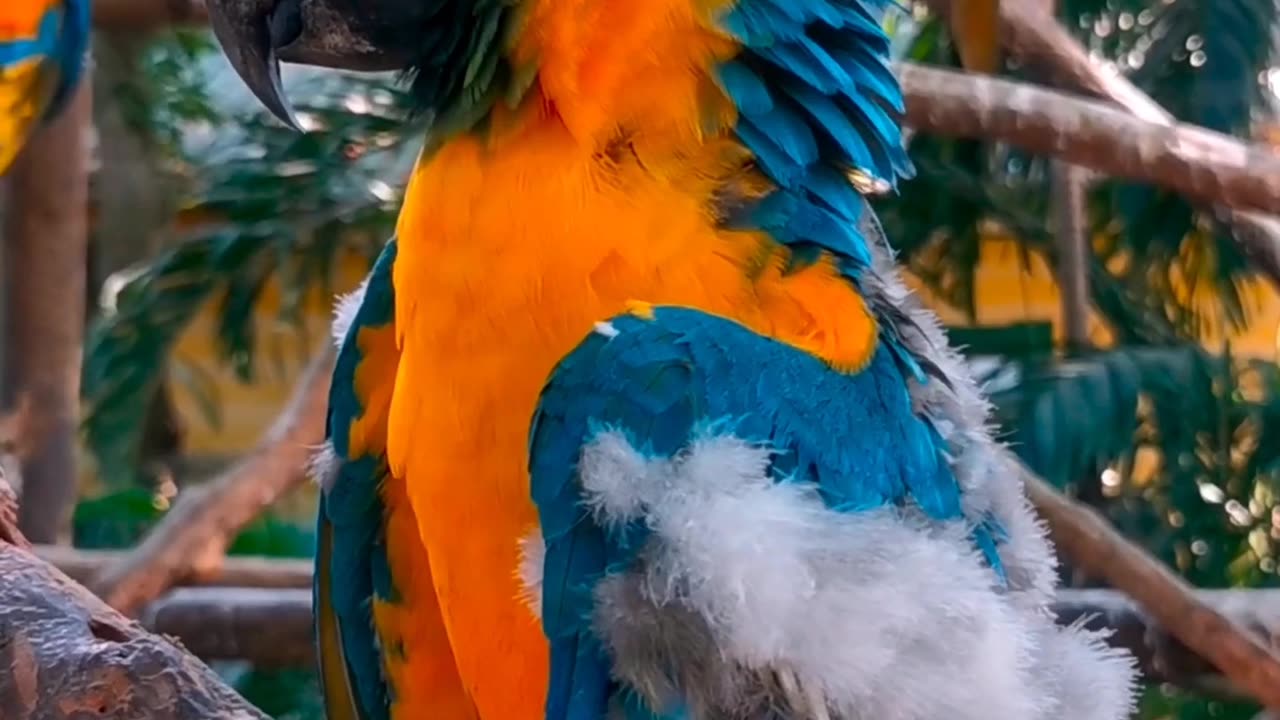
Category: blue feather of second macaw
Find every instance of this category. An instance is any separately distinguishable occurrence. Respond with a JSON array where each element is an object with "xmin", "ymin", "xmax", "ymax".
[
  {"xmin": 530, "ymin": 306, "xmax": 1004, "ymax": 719},
  {"xmin": 48, "ymin": 0, "xmax": 90, "ymax": 119},
  {"xmin": 0, "ymin": 1, "xmax": 92, "ymax": 120}
]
